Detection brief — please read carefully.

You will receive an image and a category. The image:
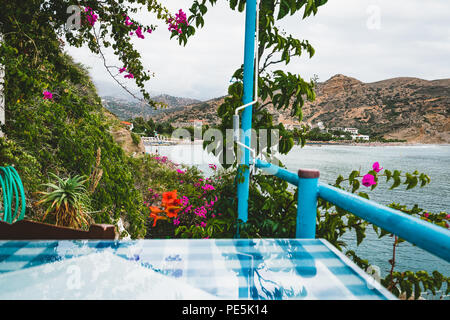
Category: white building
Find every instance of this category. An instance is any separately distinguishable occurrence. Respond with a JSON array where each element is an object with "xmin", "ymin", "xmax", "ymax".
[
  {"xmin": 344, "ymin": 128, "xmax": 359, "ymax": 135},
  {"xmin": 352, "ymin": 134, "xmax": 370, "ymax": 141},
  {"xmin": 317, "ymin": 121, "xmax": 326, "ymax": 131}
]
